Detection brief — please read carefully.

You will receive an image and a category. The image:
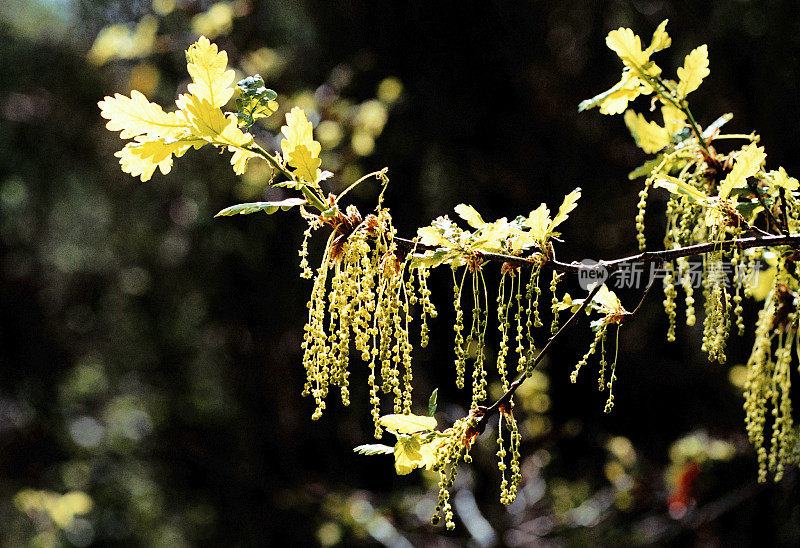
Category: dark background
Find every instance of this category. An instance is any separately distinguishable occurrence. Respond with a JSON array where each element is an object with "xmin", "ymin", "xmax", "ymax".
[{"xmin": 2, "ymin": 0, "xmax": 800, "ymax": 545}]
